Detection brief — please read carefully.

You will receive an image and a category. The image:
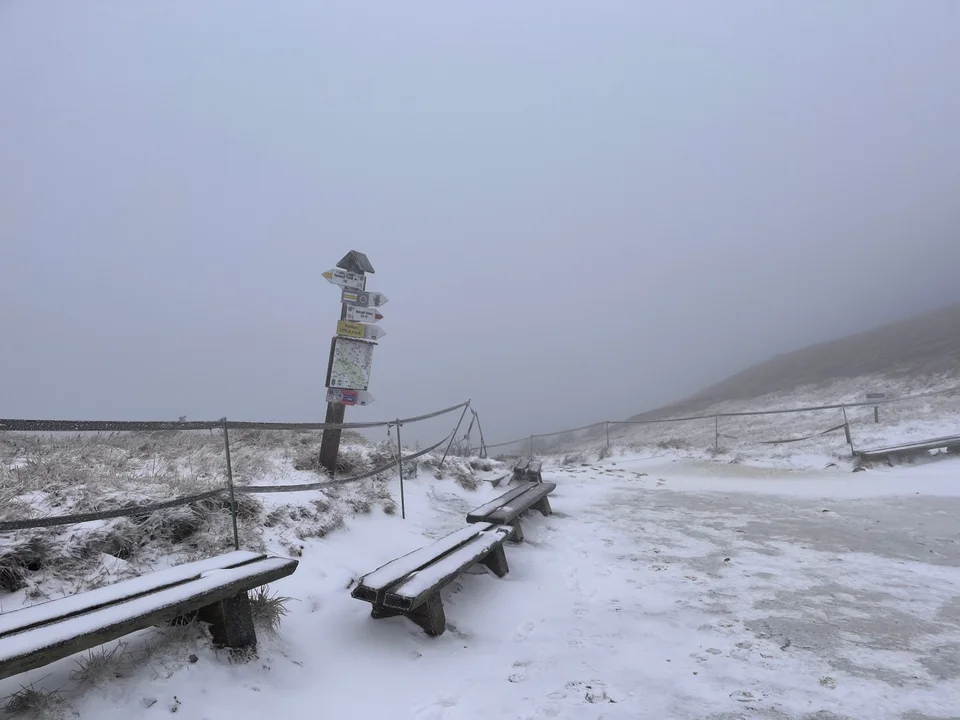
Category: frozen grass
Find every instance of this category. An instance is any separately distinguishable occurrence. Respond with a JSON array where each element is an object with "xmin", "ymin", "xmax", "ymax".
[
  {"xmin": 2, "ymin": 682, "xmax": 68, "ymax": 718},
  {"xmin": 69, "ymin": 644, "xmax": 133, "ymax": 688},
  {"xmin": 0, "ymin": 429, "xmax": 494, "ymax": 610},
  {"xmin": 248, "ymin": 585, "xmax": 293, "ymax": 636}
]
